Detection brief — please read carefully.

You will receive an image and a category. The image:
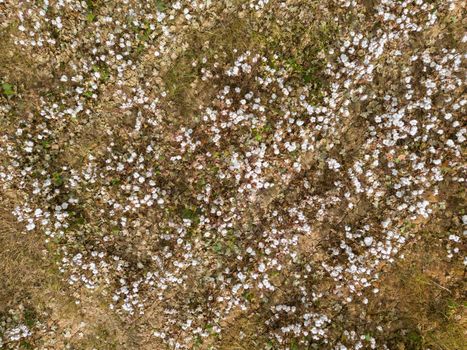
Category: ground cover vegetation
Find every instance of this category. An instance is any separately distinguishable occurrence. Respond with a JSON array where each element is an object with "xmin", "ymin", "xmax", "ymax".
[{"xmin": 0, "ymin": 0, "xmax": 465, "ymax": 349}]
